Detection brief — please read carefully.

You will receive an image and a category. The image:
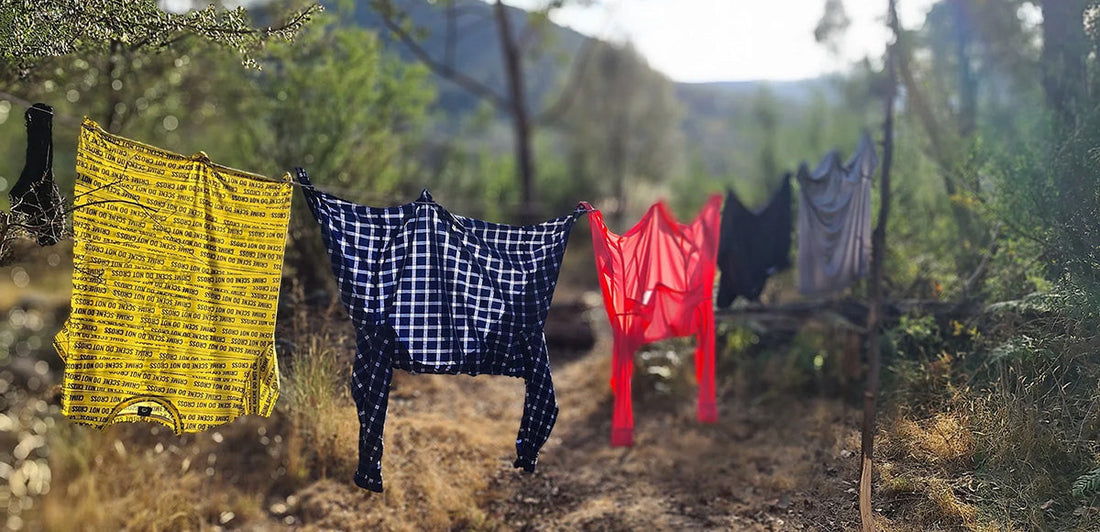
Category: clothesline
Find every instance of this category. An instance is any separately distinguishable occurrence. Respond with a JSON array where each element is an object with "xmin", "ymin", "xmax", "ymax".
[
  {"xmin": 0, "ymin": 96, "xmax": 914, "ymax": 214},
  {"xmin": 0, "ymin": 92, "xmax": 83, "ymax": 128},
  {"xmin": 0, "ymin": 97, "xmax": 551, "ymax": 213}
]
